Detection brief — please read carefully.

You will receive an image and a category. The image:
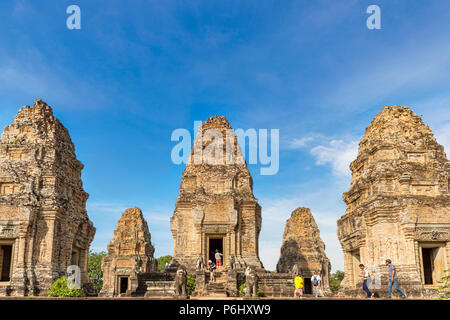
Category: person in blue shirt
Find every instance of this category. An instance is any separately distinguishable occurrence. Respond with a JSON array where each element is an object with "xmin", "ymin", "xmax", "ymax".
[{"xmin": 385, "ymin": 259, "xmax": 406, "ymax": 299}]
